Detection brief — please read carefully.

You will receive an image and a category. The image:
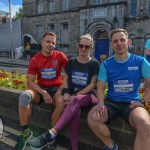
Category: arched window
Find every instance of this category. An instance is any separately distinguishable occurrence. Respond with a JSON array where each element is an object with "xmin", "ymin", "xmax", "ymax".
[{"xmin": 130, "ymin": 0, "xmax": 137, "ymax": 16}]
